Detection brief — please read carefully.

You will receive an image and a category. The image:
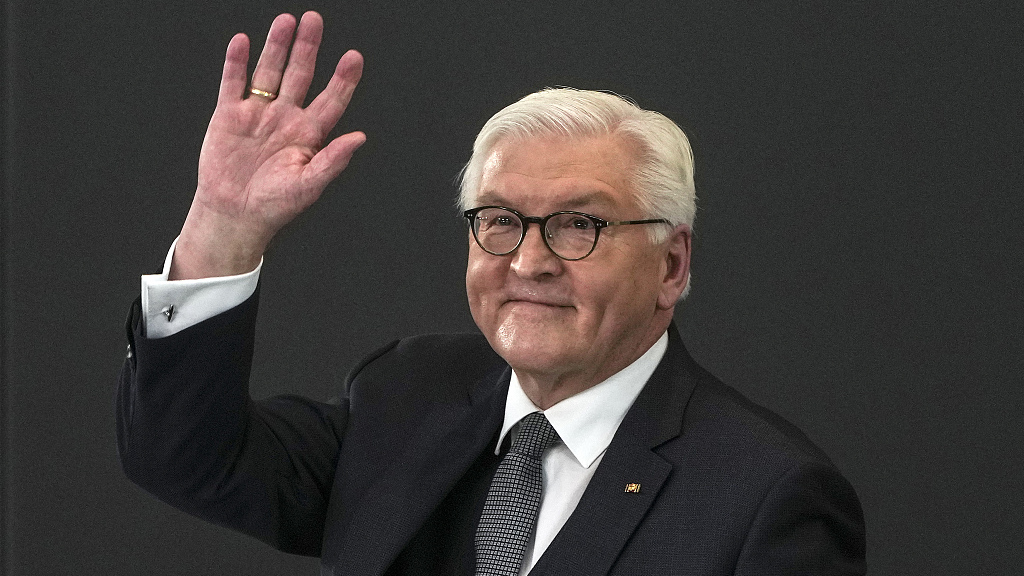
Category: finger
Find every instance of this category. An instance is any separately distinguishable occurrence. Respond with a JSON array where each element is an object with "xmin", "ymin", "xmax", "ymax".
[
  {"xmin": 307, "ymin": 50, "xmax": 364, "ymax": 135},
  {"xmin": 305, "ymin": 131, "xmax": 367, "ymax": 189},
  {"xmin": 277, "ymin": 11, "xmax": 324, "ymax": 105},
  {"xmin": 217, "ymin": 33, "xmax": 250, "ymax": 105},
  {"xmin": 249, "ymin": 13, "xmax": 297, "ymax": 98}
]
